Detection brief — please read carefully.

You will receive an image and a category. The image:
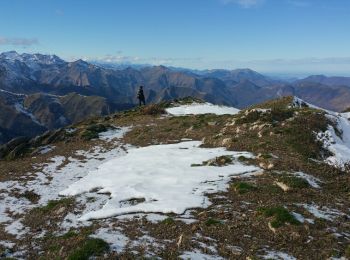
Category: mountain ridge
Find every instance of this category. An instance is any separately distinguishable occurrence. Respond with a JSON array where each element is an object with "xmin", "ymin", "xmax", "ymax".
[{"xmin": 2, "ymin": 51, "xmax": 350, "ymax": 143}]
